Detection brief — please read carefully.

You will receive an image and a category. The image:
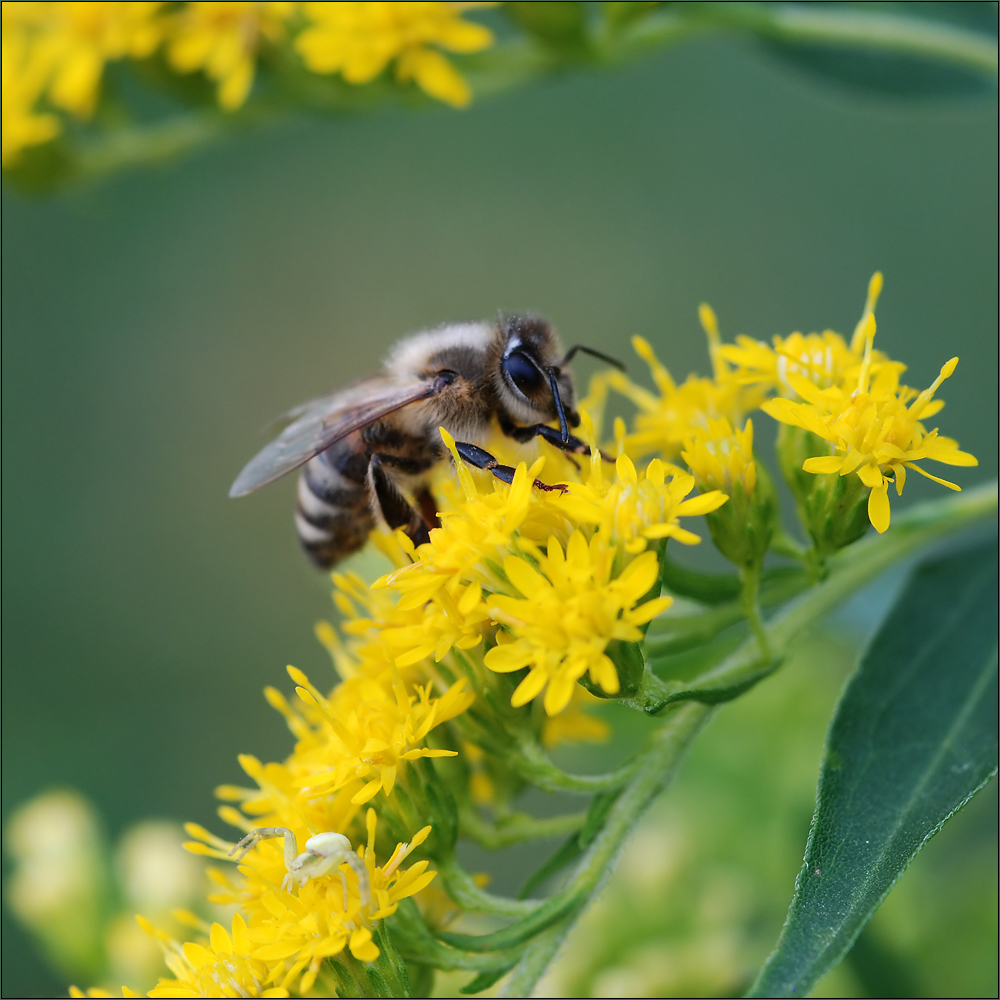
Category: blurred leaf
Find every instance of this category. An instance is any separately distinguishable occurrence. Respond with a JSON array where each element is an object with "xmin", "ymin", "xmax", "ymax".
[
  {"xmin": 752, "ymin": 2, "xmax": 999, "ymax": 98},
  {"xmin": 748, "ymin": 543, "xmax": 999, "ymax": 998}
]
